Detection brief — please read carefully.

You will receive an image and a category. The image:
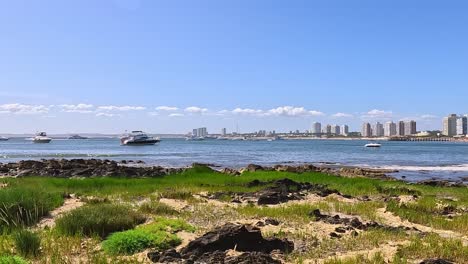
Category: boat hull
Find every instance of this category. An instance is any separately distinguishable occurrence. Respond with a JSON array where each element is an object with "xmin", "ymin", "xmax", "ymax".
[
  {"xmin": 121, "ymin": 139, "xmax": 160, "ymax": 146},
  {"xmin": 33, "ymin": 139, "xmax": 52, "ymax": 143}
]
